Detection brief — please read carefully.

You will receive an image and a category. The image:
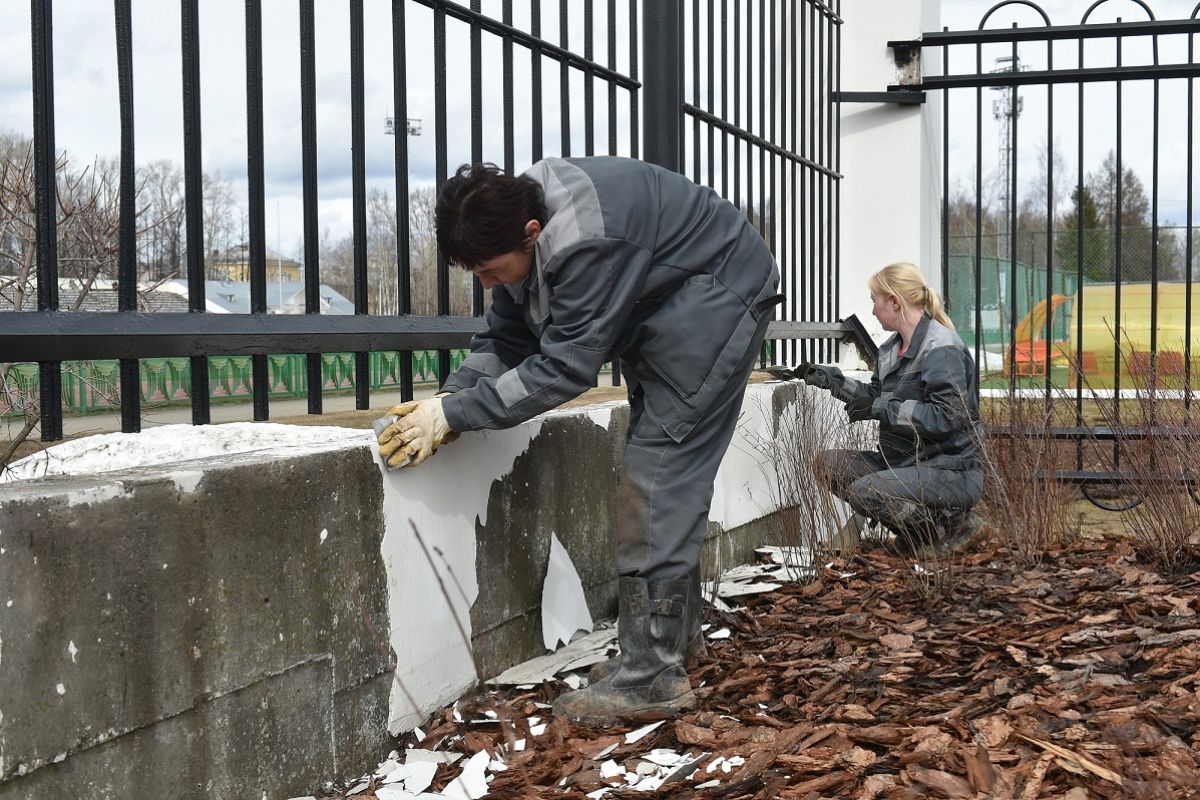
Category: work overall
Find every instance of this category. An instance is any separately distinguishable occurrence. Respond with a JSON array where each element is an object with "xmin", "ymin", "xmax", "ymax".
[
  {"xmin": 817, "ymin": 316, "xmax": 984, "ymax": 544},
  {"xmin": 438, "ymin": 156, "xmax": 780, "ymax": 723}
]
